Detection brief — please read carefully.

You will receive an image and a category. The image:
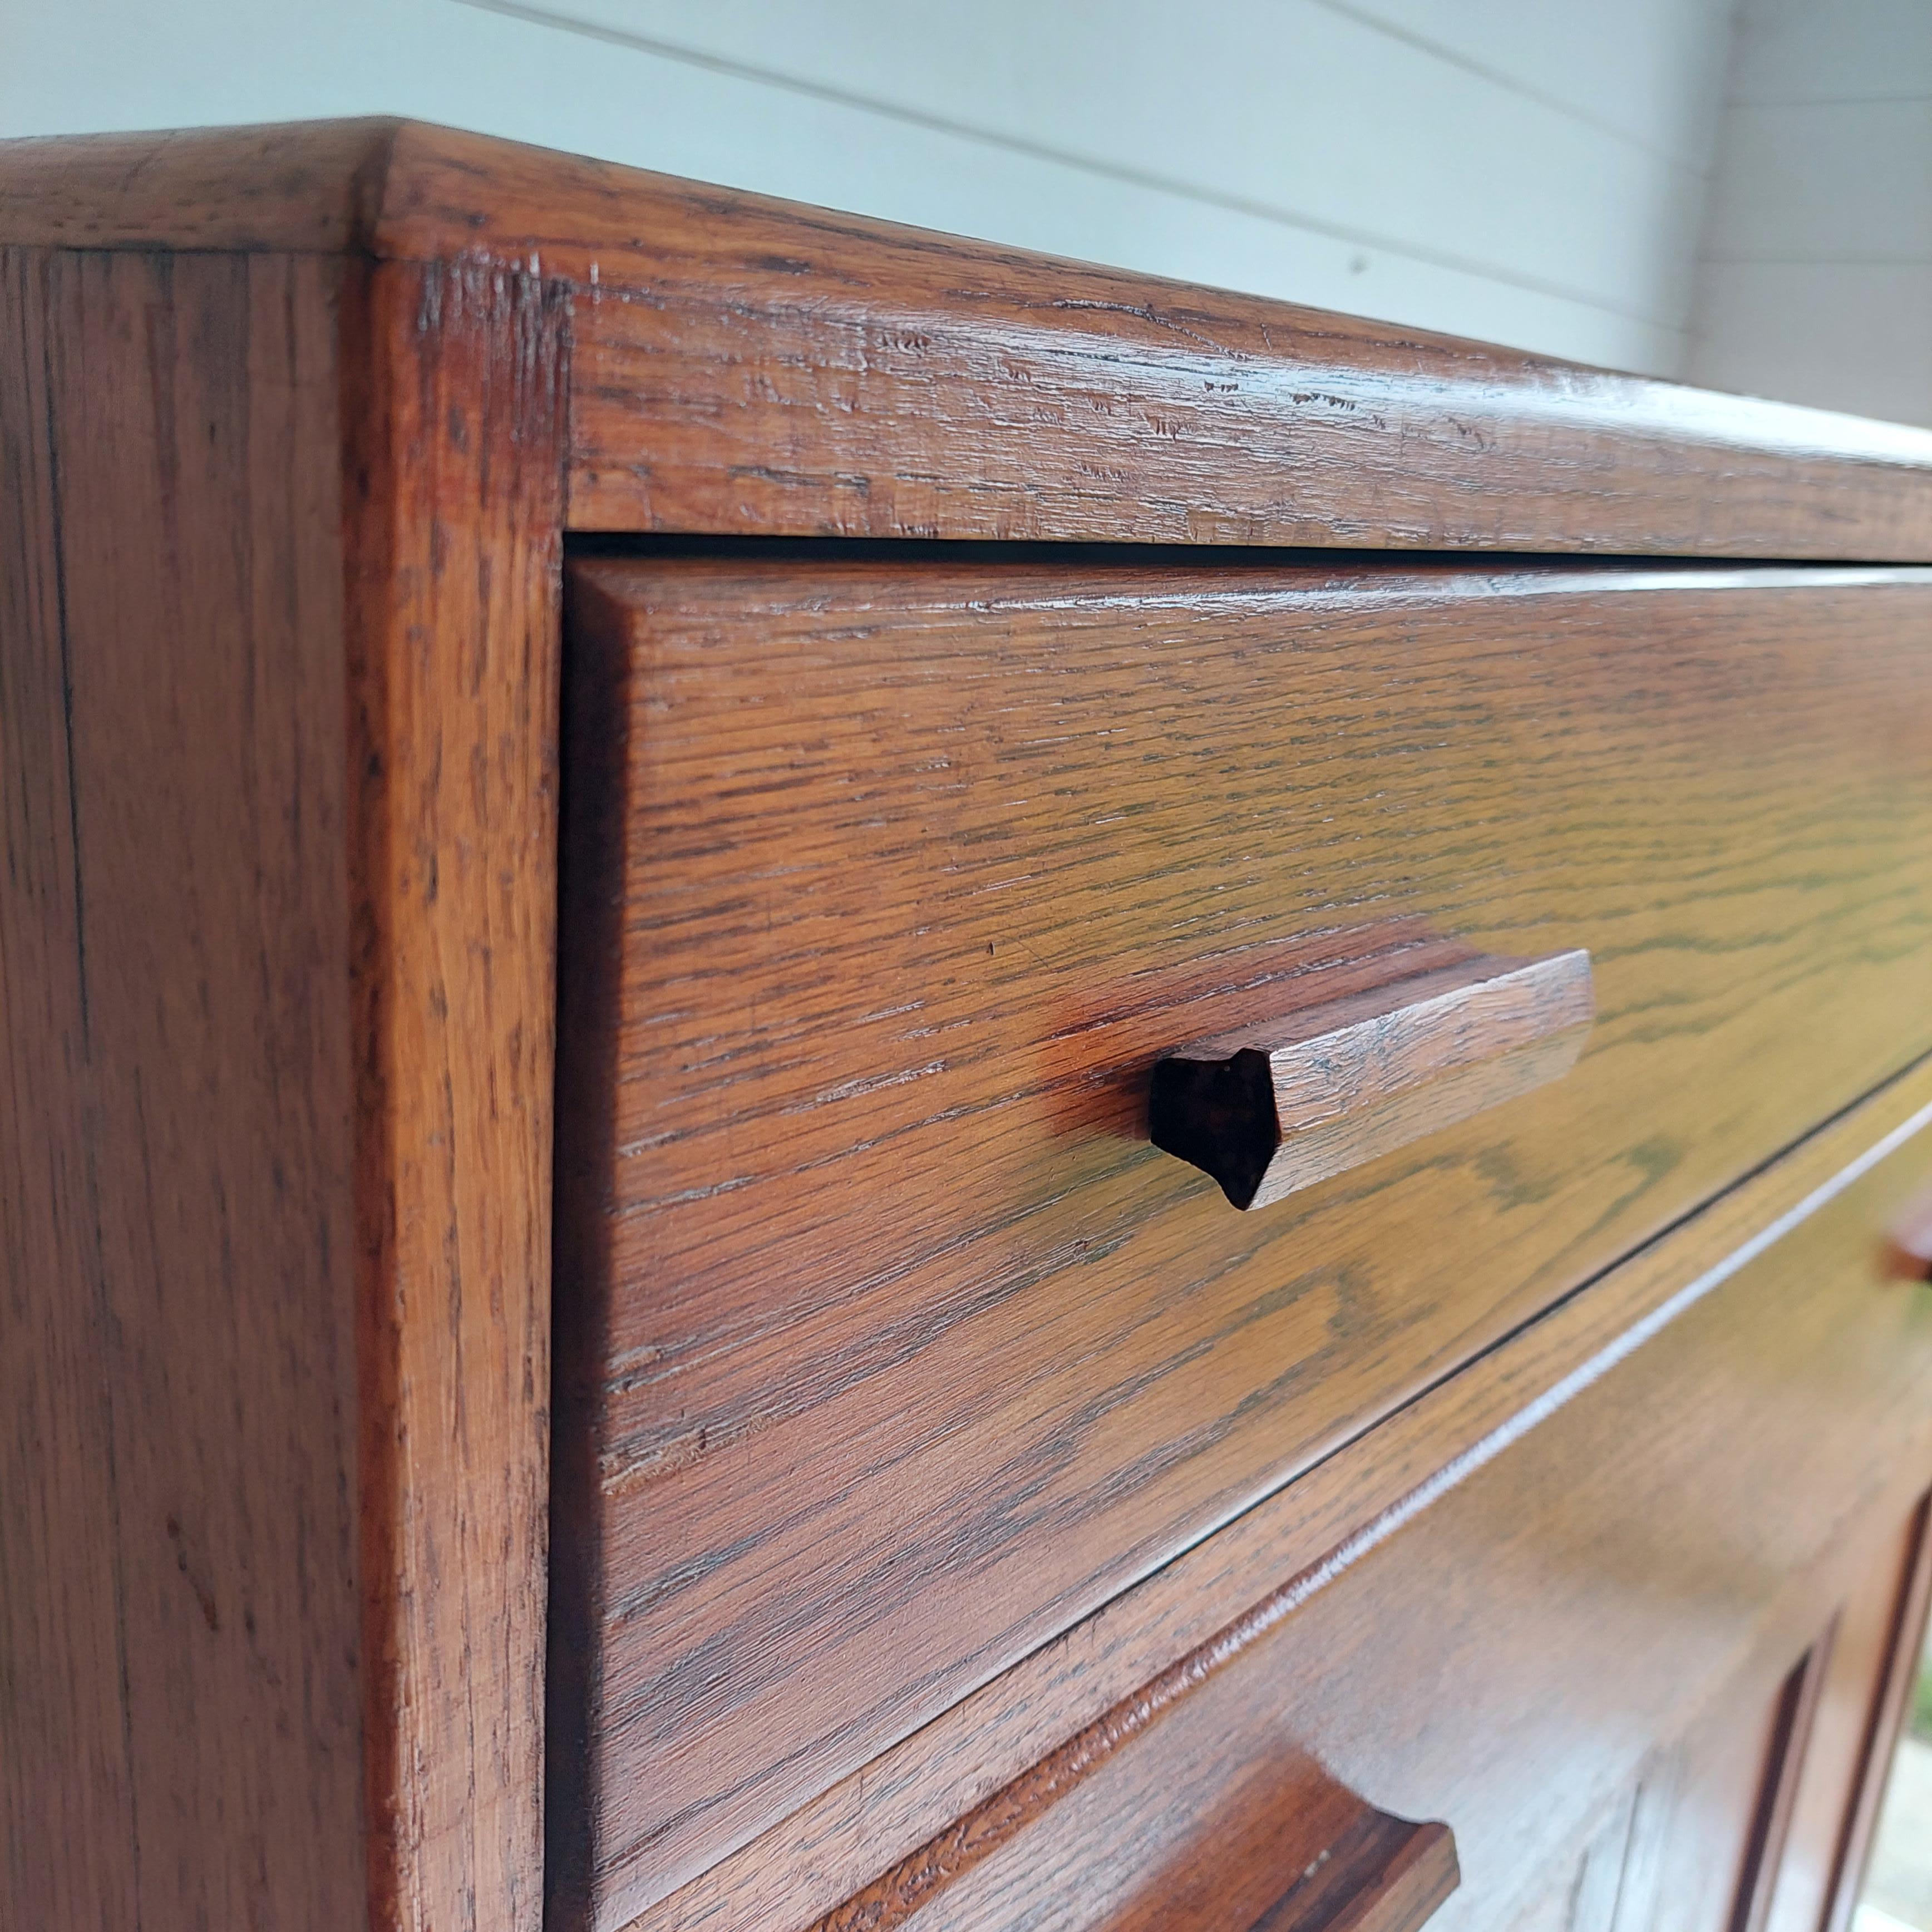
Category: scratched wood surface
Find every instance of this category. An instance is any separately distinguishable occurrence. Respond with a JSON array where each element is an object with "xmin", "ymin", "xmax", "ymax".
[
  {"xmin": 0, "ymin": 244, "xmax": 366, "ymax": 1931},
  {"xmin": 10, "ymin": 120, "xmax": 1932, "ymax": 559},
  {"xmin": 627, "ymin": 1065, "xmax": 1932, "ymax": 1932},
  {"xmin": 0, "ymin": 237, "xmax": 565, "ymax": 1932},
  {"xmin": 1757, "ymin": 1498, "xmax": 1932, "ymax": 1932},
  {"xmin": 15, "ymin": 116, "xmax": 1932, "ymax": 1932},
  {"xmin": 347, "ymin": 255, "xmax": 568, "ymax": 1932},
  {"xmin": 554, "ymin": 558, "xmax": 1932, "ymax": 1926},
  {"xmin": 824, "ymin": 1739, "xmax": 1460, "ymax": 1932},
  {"xmin": 801, "ymin": 1096, "xmax": 1932, "ymax": 1932}
]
